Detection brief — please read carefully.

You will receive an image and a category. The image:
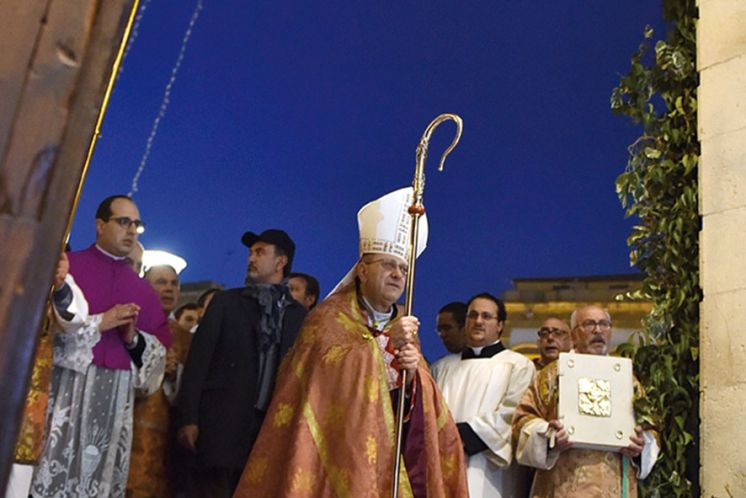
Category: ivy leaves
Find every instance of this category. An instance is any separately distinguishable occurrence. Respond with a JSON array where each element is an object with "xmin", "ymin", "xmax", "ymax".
[{"xmin": 611, "ymin": 0, "xmax": 699, "ymax": 496}]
